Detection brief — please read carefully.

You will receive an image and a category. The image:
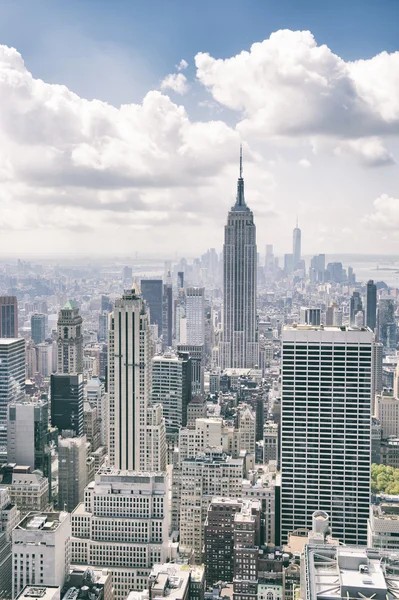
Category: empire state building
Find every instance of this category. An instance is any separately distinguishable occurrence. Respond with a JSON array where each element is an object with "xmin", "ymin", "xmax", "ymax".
[{"xmin": 220, "ymin": 148, "xmax": 258, "ymax": 369}]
